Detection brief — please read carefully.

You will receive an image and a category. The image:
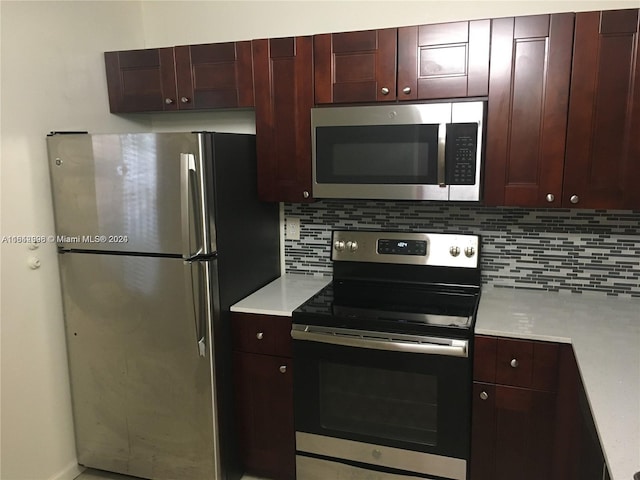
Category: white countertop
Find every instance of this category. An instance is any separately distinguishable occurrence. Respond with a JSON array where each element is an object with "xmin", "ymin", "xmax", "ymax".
[
  {"xmin": 231, "ymin": 277, "xmax": 640, "ymax": 480},
  {"xmin": 230, "ymin": 274, "xmax": 331, "ymax": 317},
  {"xmin": 476, "ymin": 287, "xmax": 640, "ymax": 480}
]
